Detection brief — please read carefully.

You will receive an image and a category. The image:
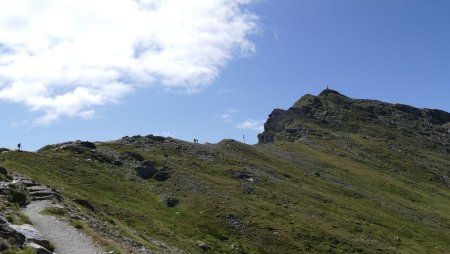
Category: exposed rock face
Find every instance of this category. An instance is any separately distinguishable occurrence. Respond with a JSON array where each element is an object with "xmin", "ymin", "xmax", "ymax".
[
  {"xmin": 0, "ymin": 170, "xmax": 55, "ymax": 253},
  {"xmin": 39, "ymin": 140, "xmax": 96, "ymax": 152},
  {"xmin": 135, "ymin": 161, "xmax": 157, "ymax": 180},
  {"xmin": 10, "ymin": 224, "xmax": 53, "ymax": 251},
  {"xmin": 27, "ymin": 242, "xmax": 53, "ymax": 254},
  {"xmin": 0, "ymin": 216, "xmax": 26, "ymax": 247},
  {"xmin": 6, "ymin": 182, "xmax": 30, "ymax": 206},
  {"xmin": 74, "ymin": 199, "xmax": 103, "ymax": 213},
  {"xmin": 258, "ymin": 89, "xmax": 450, "ymax": 187},
  {"xmin": 258, "ymin": 89, "xmax": 450, "ymax": 144},
  {"xmin": 153, "ymin": 166, "xmax": 171, "ymax": 182}
]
